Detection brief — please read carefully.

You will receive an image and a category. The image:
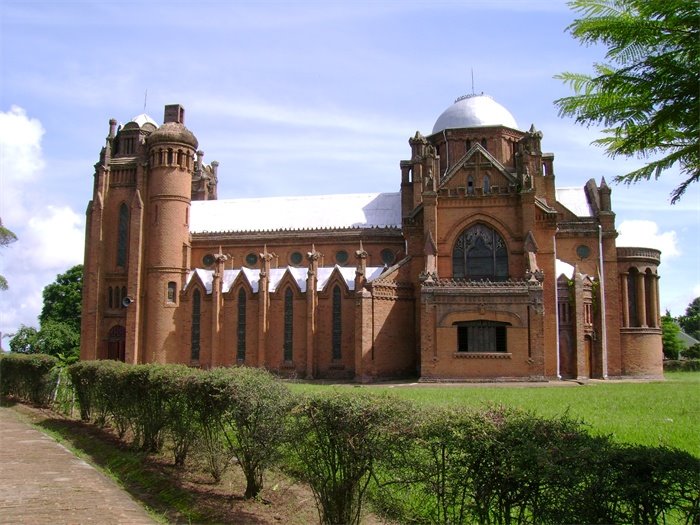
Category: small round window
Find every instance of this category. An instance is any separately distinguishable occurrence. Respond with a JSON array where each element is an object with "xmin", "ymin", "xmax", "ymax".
[
  {"xmin": 290, "ymin": 251, "xmax": 303, "ymax": 266},
  {"xmin": 576, "ymin": 245, "xmax": 591, "ymax": 260},
  {"xmin": 202, "ymin": 254, "xmax": 215, "ymax": 267},
  {"xmin": 380, "ymin": 249, "xmax": 396, "ymax": 266},
  {"xmin": 245, "ymin": 253, "xmax": 258, "ymax": 266},
  {"xmin": 335, "ymin": 250, "xmax": 349, "ymax": 265}
]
